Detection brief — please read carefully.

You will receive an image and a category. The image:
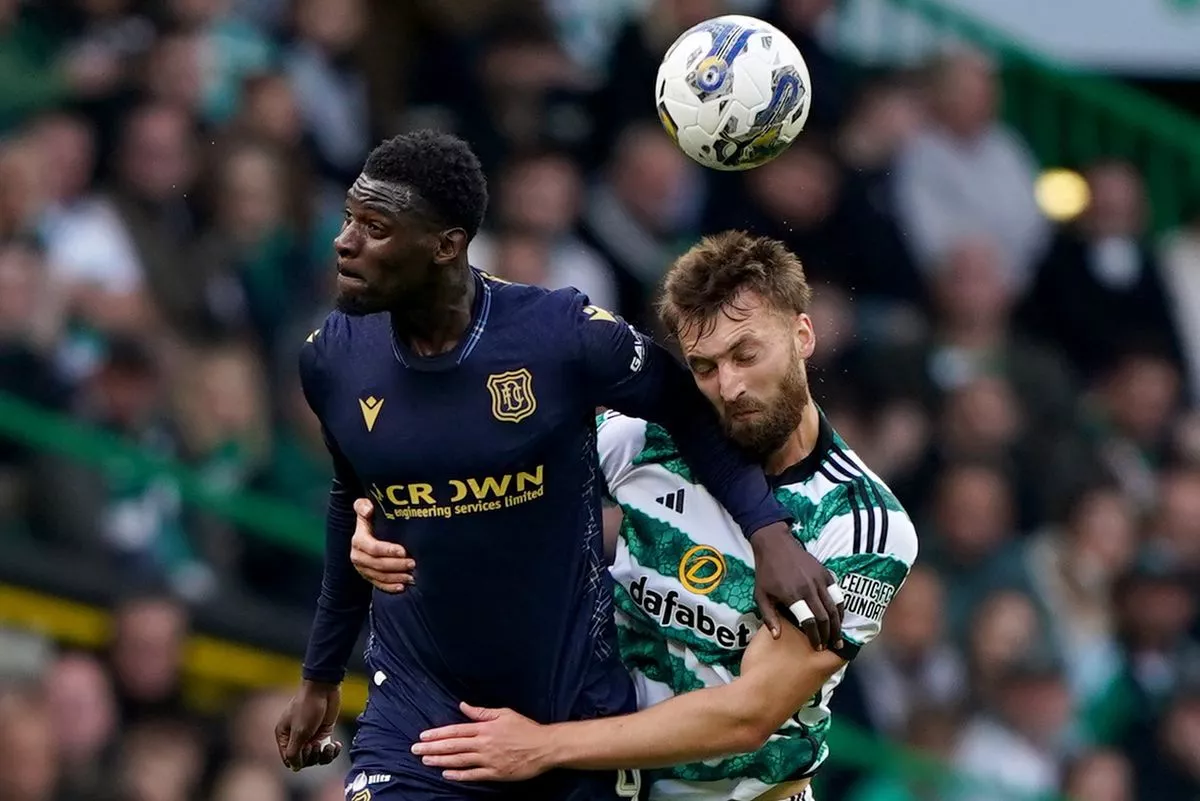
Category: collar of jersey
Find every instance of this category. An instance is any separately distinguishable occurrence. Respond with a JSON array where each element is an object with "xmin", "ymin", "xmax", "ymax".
[
  {"xmin": 390, "ymin": 268, "xmax": 492, "ymax": 372},
  {"xmin": 768, "ymin": 406, "xmax": 835, "ymax": 487}
]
